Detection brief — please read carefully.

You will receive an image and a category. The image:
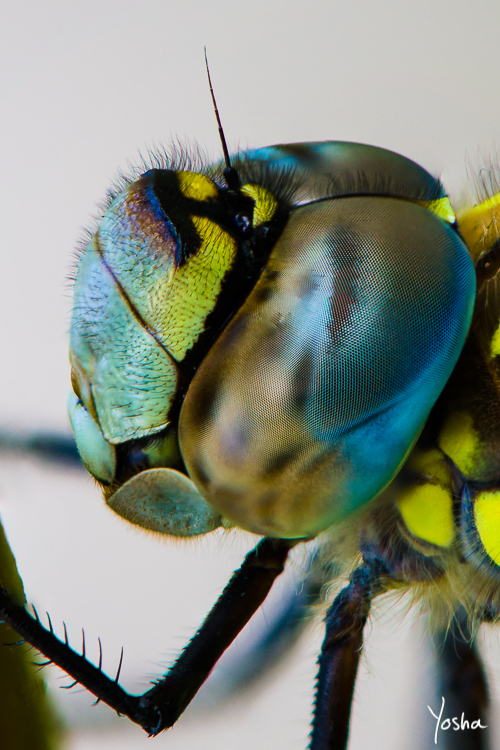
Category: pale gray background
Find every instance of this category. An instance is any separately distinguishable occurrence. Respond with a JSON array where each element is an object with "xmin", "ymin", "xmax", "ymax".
[{"xmin": 2, "ymin": 1, "xmax": 500, "ymax": 748}]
